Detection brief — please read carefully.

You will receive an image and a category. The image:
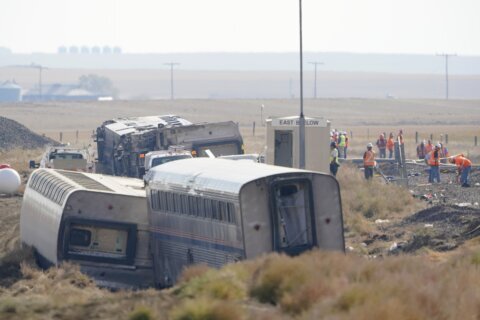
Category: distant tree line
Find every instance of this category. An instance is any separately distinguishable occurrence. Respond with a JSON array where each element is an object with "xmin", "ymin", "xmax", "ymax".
[{"xmin": 77, "ymin": 74, "xmax": 118, "ymax": 98}]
